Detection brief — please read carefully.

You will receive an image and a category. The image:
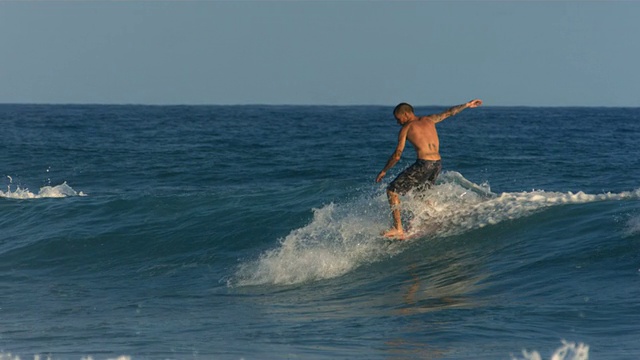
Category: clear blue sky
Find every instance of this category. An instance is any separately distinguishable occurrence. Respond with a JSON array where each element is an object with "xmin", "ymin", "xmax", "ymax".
[{"xmin": 1, "ymin": 1, "xmax": 639, "ymax": 106}]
